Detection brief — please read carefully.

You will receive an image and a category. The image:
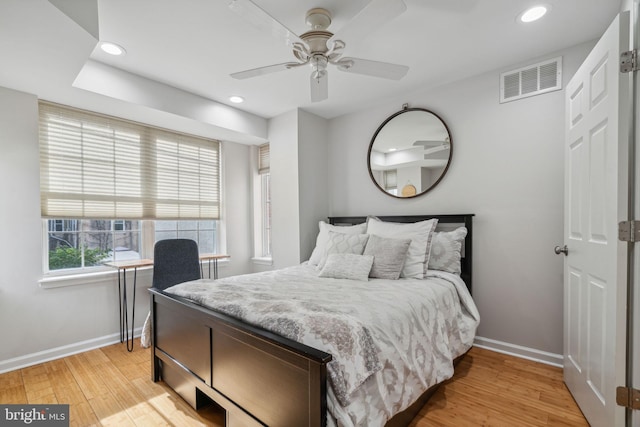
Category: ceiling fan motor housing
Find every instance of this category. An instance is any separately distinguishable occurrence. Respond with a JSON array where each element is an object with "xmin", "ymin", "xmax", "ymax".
[
  {"xmin": 305, "ymin": 8, "xmax": 331, "ymax": 30},
  {"xmin": 297, "ymin": 30, "xmax": 333, "ymax": 57}
]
